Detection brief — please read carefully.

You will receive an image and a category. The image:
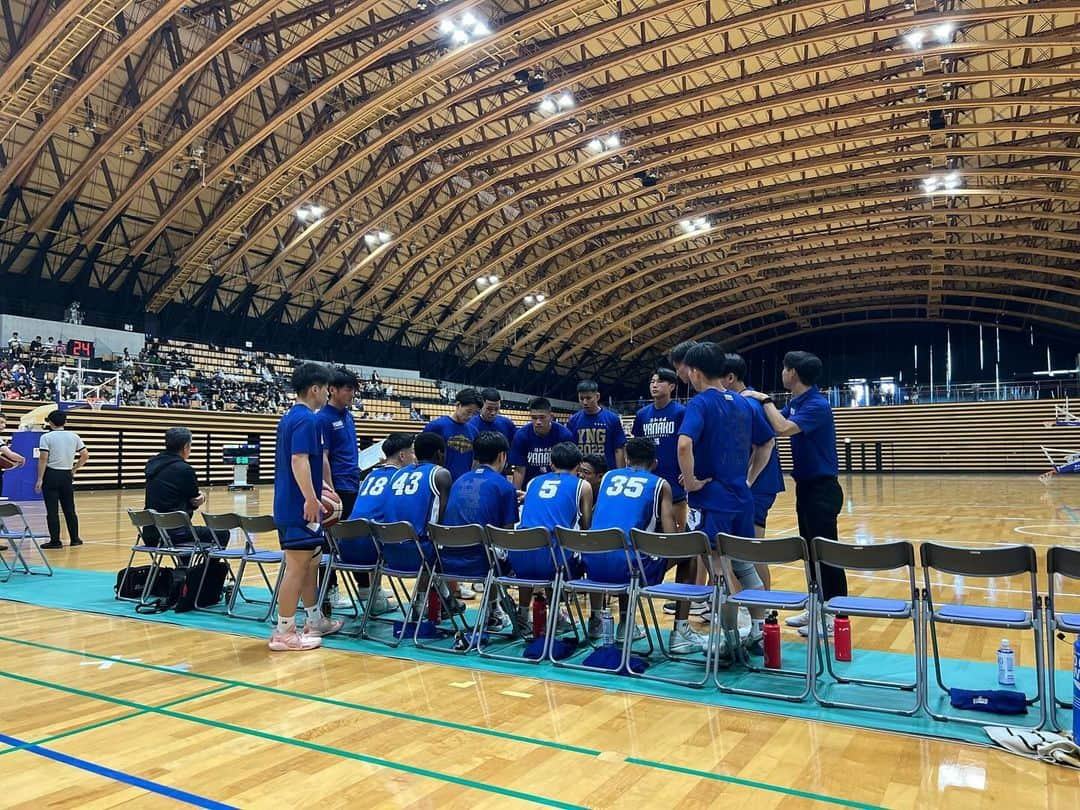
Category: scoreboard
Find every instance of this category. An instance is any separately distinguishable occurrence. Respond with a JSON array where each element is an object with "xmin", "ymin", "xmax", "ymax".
[{"xmin": 66, "ymin": 338, "xmax": 95, "ymax": 358}]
